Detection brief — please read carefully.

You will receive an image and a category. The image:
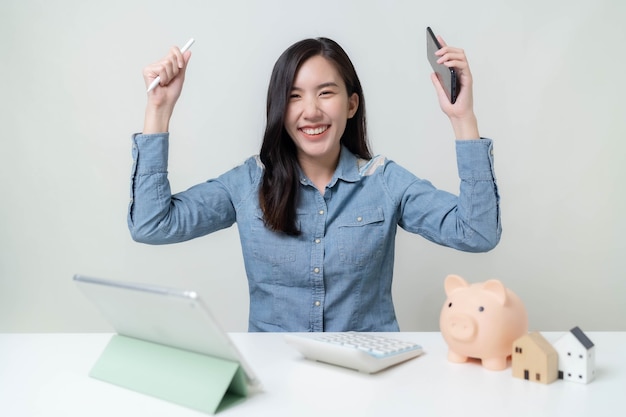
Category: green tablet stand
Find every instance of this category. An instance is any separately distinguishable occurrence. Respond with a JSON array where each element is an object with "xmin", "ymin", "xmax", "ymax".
[{"xmin": 89, "ymin": 335, "xmax": 247, "ymax": 414}]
